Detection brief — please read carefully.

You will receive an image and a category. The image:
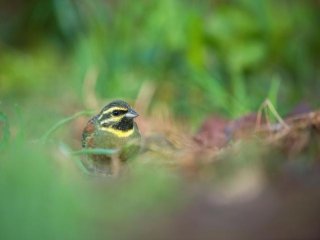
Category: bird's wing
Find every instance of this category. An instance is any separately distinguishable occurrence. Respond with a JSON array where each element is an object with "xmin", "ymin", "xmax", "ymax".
[{"xmin": 82, "ymin": 118, "xmax": 96, "ymax": 148}]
